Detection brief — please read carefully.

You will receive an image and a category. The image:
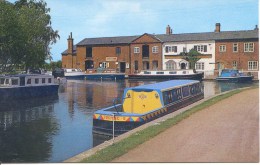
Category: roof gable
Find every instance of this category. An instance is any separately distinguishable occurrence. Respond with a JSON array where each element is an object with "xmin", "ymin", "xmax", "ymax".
[{"xmin": 132, "ymin": 33, "xmax": 162, "ymax": 43}]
